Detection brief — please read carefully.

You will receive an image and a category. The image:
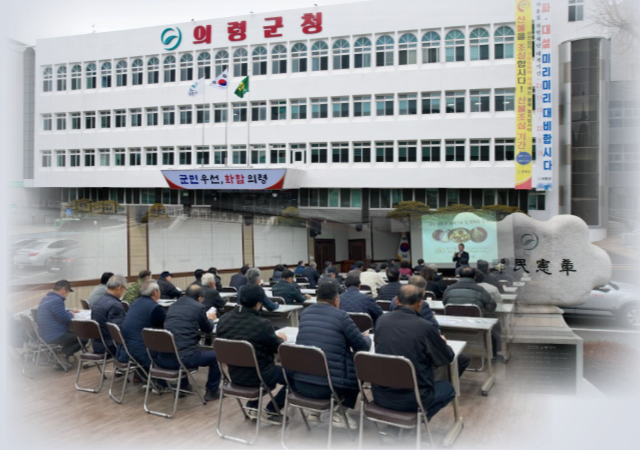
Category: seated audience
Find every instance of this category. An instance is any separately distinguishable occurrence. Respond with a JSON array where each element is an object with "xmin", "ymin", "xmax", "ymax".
[
  {"xmin": 270, "ymin": 264, "xmax": 285, "ymax": 284},
  {"xmin": 347, "ymin": 261, "xmax": 364, "ymax": 278},
  {"xmin": 339, "ymin": 275, "xmax": 383, "ymax": 324},
  {"xmin": 294, "ymin": 261, "xmax": 306, "ymax": 275},
  {"xmin": 301, "ymin": 262, "xmax": 321, "ymax": 289},
  {"xmin": 87, "ymin": 272, "xmax": 114, "ymax": 307},
  {"xmin": 413, "ymin": 258, "xmax": 426, "ymax": 274},
  {"xmin": 91, "ymin": 274, "xmax": 128, "ymax": 355},
  {"xmin": 123, "ymin": 270, "xmax": 152, "ymax": 305},
  {"xmin": 238, "ymin": 268, "xmax": 280, "ymax": 311},
  {"xmin": 475, "ymin": 272, "xmax": 503, "ymax": 304},
  {"xmin": 318, "ymin": 267, "xmax": 345, "ymax": 294},
  {"xmin": 494, "ymin": 263, "xmax": 514, "ymax": 286},
  {"xmin": 399, "ymin": 260, "xmax": 413, "ymax": 278},
  {"xmin": 230, "ymin": 265, "xmax": 250, "ymax": 289},
  {"xmin": 193, "ymin": 269, "xmax": 205, "ymax": 286},
  {"xmin": 158, "ymin": 271, "xmax": 182, "ymax": 299},
  {"xmin": 207, "ymin": 267, "xmax": 223, "ymax": 292},
  {"xmin": 272, "ymin": 270, "xmax": 310, "ymax": 304},
  {"xmin": 376, "ymin": 266, "xmax": 402, "ymax": 301},
  {"xmin": 420, "ymin": 266, "xmax": 446, "ymax": 300},
  {"xmin": 201, "ymin": 273, "xmax": 226, "ymax": 316},
  {"xmin": 476, "ymin": 260, "xmax": 505, "ymax": 293},
  {"xmin": 359, "ymin": 265, "xmax": 386, "ymax": 298}
]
